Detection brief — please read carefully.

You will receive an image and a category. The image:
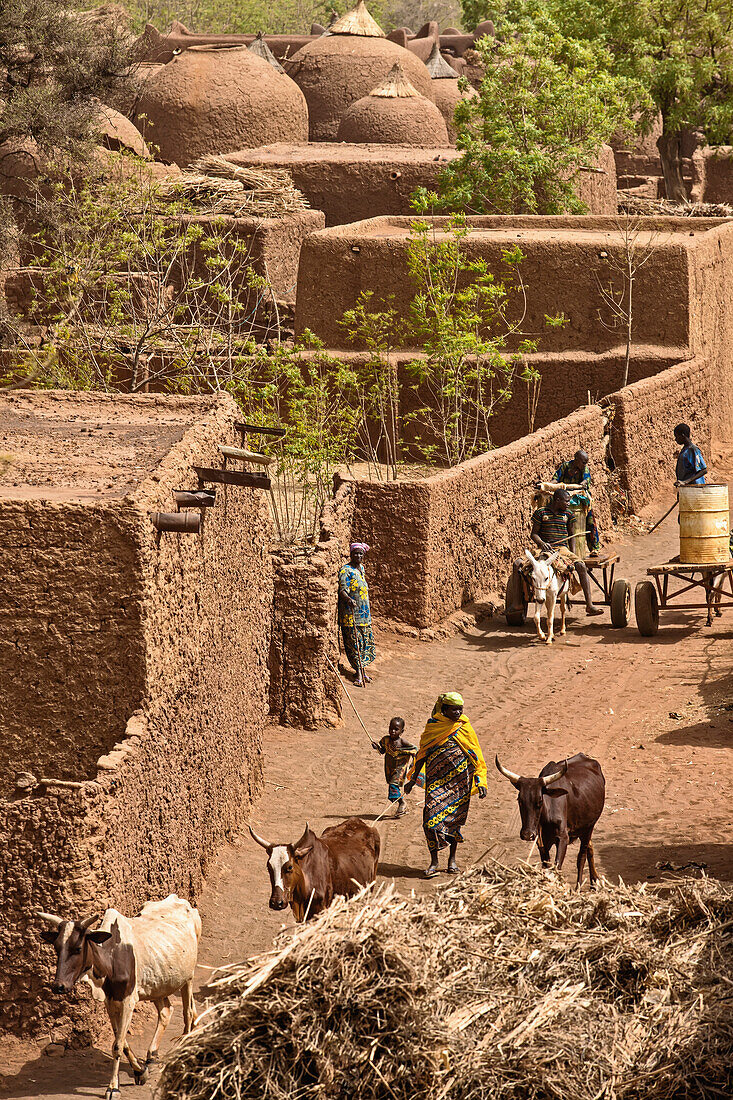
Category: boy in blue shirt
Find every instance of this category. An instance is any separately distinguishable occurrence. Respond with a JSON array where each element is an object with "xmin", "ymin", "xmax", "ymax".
[{"xmin": 674, "ymin": 423, "xmax": 707, "ymax": 486}]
